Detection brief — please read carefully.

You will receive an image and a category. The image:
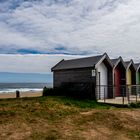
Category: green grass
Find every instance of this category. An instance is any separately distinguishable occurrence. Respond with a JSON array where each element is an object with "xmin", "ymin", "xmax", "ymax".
[{"xmin": 0, "ymin": 96, "xmax": 140, "ymax": 140}]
